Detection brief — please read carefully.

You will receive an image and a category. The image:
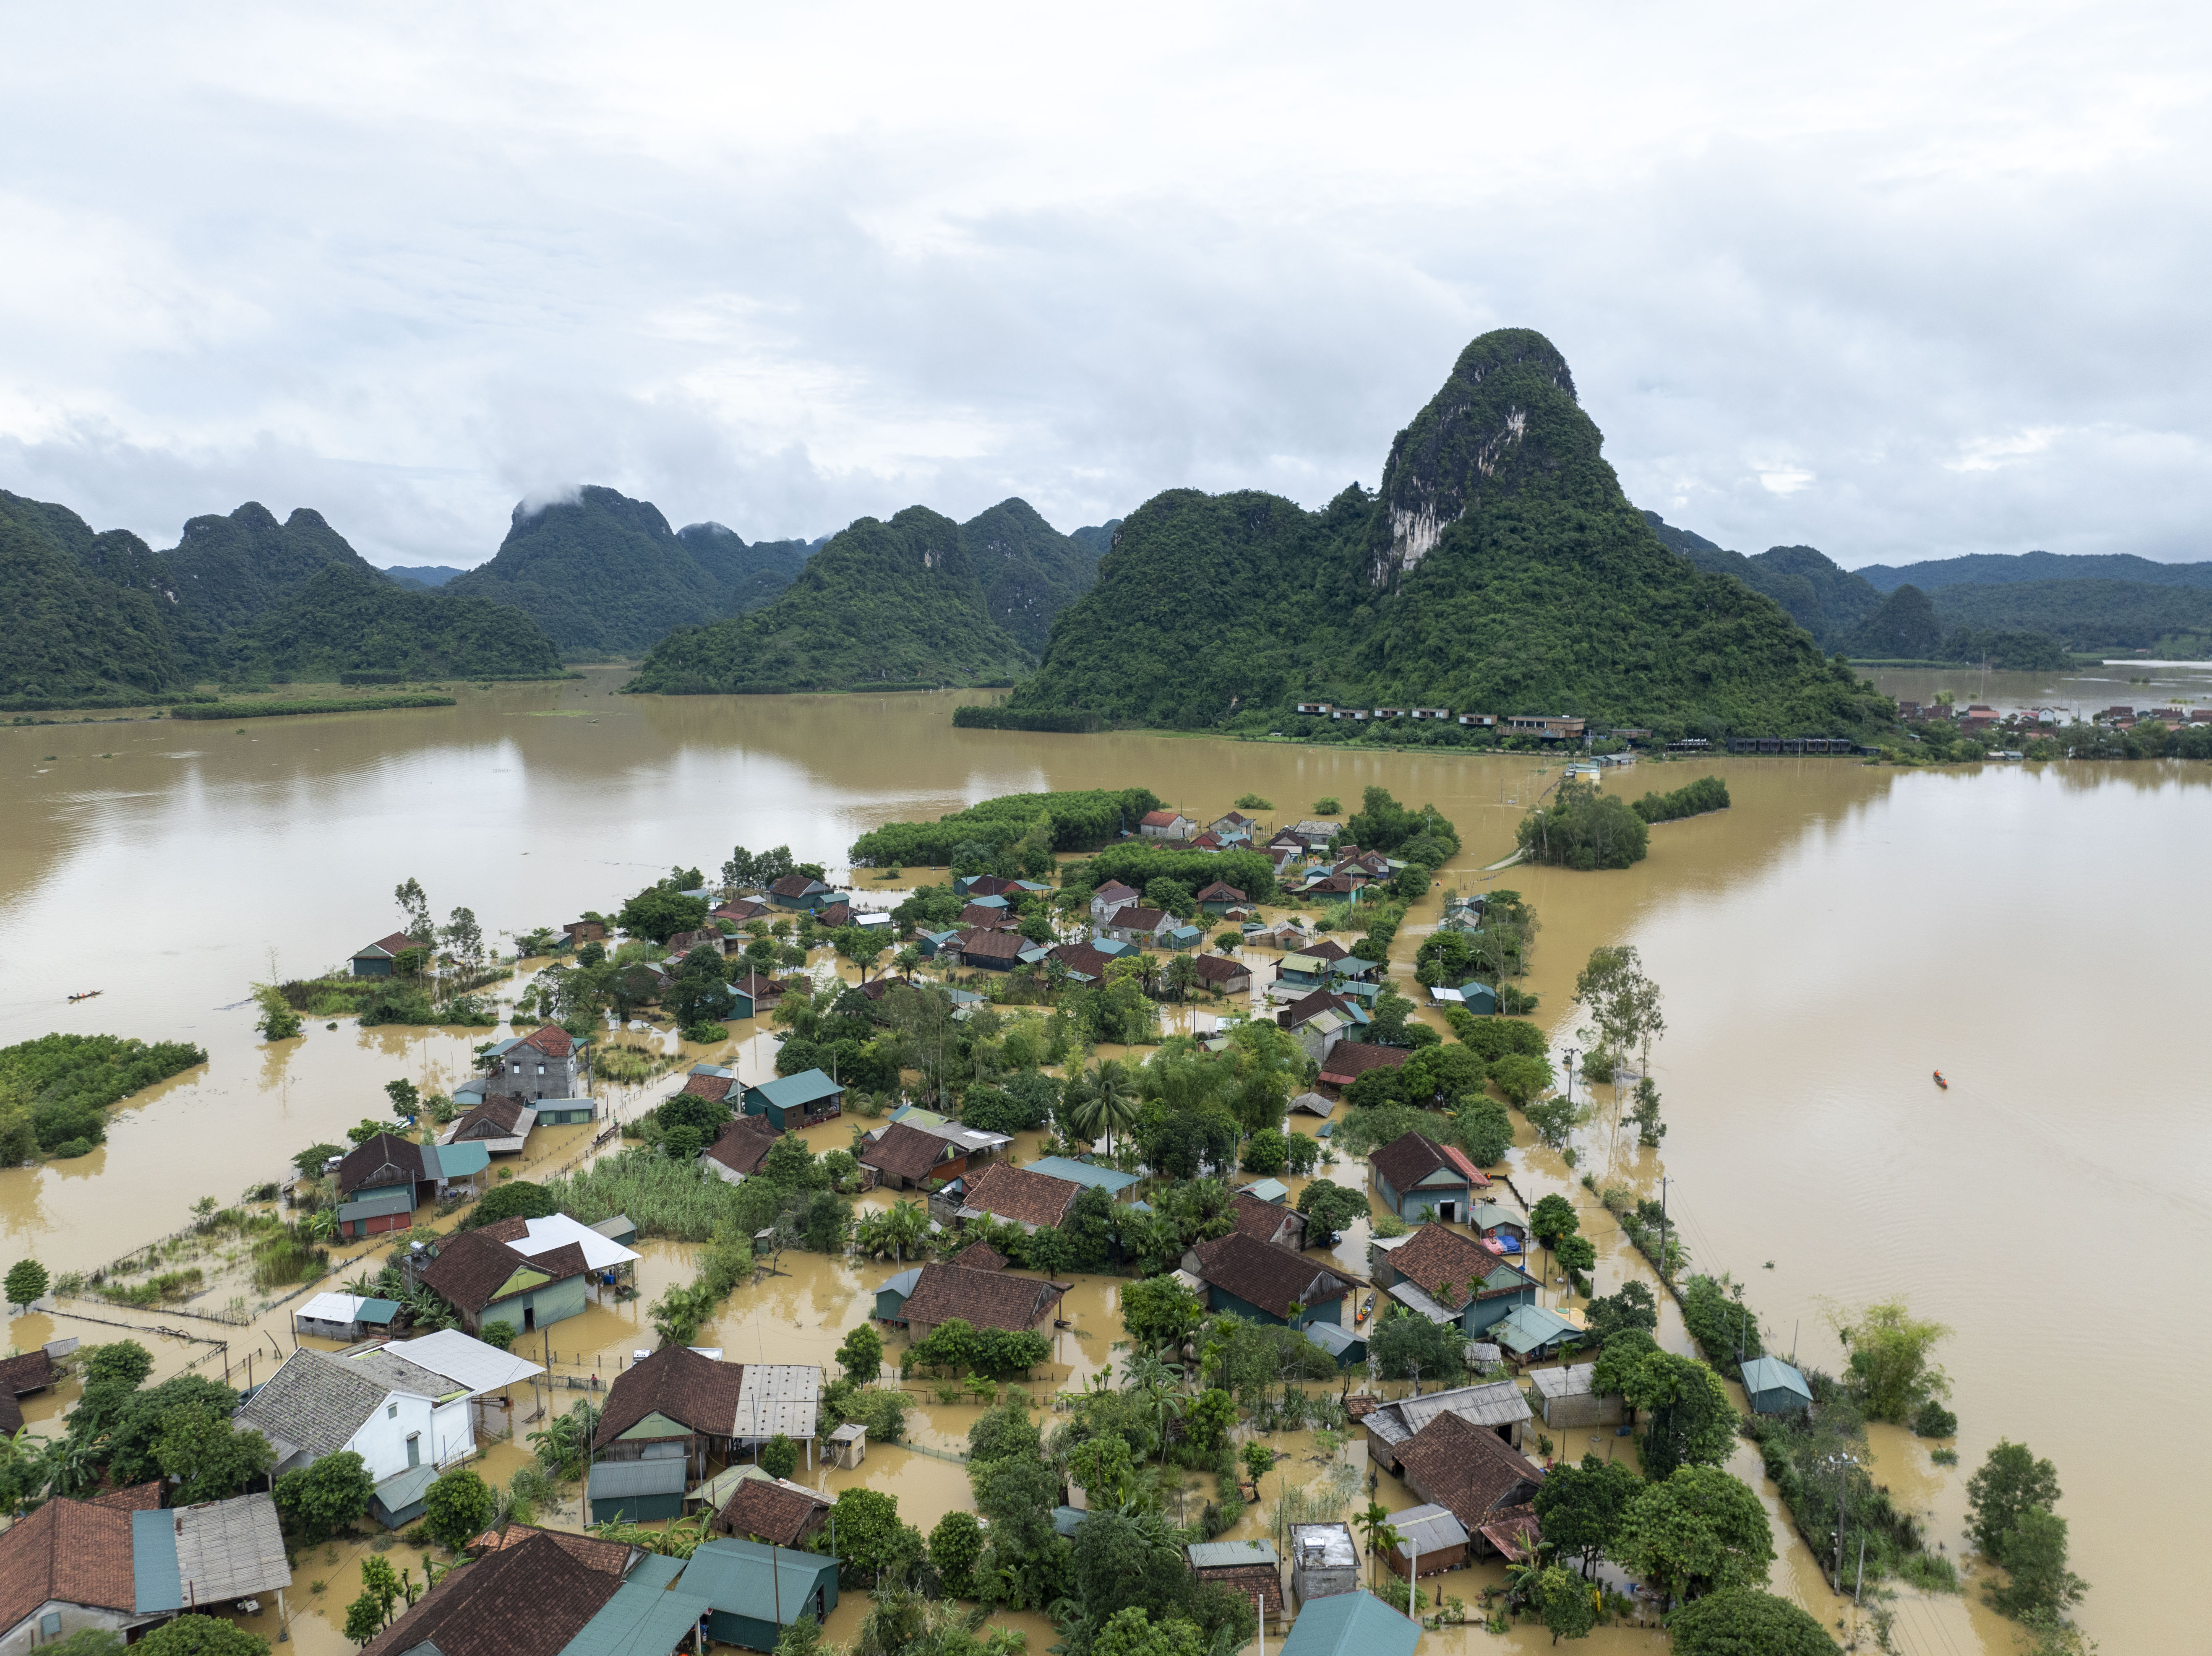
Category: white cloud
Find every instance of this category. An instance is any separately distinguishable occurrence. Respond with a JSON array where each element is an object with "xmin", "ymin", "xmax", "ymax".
[{"xmin": 0, "ymin": 1, "xmax": 2207, "ymax": 569}]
